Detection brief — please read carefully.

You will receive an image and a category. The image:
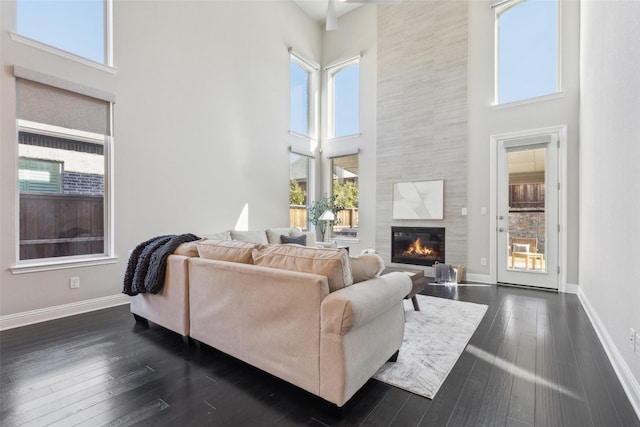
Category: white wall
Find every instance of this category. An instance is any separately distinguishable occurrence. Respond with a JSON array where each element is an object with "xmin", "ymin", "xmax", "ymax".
[
  {"xmin": 579, "ymin": 0, "xmax": 640, "ymax": 400},
  {"xmin": 0, "ymin": 1, "xmax": 321, "ymax": 318},
  {"xmin": 466, "ymin": 0, "xmax": 580, "ymax": 283}
]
